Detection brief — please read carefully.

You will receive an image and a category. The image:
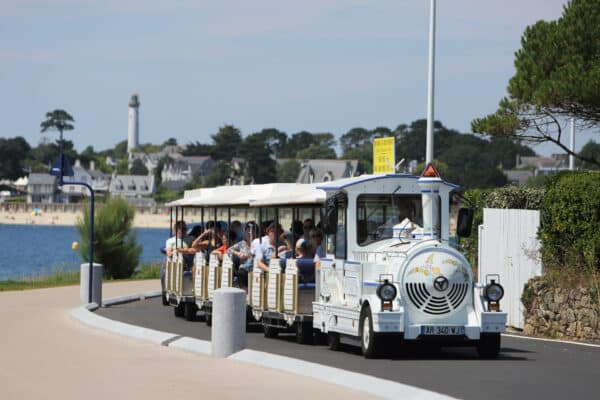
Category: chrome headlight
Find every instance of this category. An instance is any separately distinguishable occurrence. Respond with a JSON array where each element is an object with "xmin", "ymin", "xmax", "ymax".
[
  {"xmin": 377, "ymin": 282, "xmax": 397, "ymax": 301},
  {"xmin": 484, "ymin": 283, "xmax": 504, "ymax": 302}
]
